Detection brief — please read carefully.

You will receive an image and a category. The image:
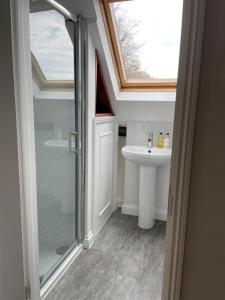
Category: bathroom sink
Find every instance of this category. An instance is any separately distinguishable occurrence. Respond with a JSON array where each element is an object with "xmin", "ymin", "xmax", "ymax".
[
  {"xmin": 122, "ymin": 145, "xmax": 171, "ymax": 167},
  {"xmin": 44, "ymin": 139, "xmax": 75, "ymax": 150},
  {"xmin": 44, "ymin": 139, "xmax": 70, "ymax": 149}
]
